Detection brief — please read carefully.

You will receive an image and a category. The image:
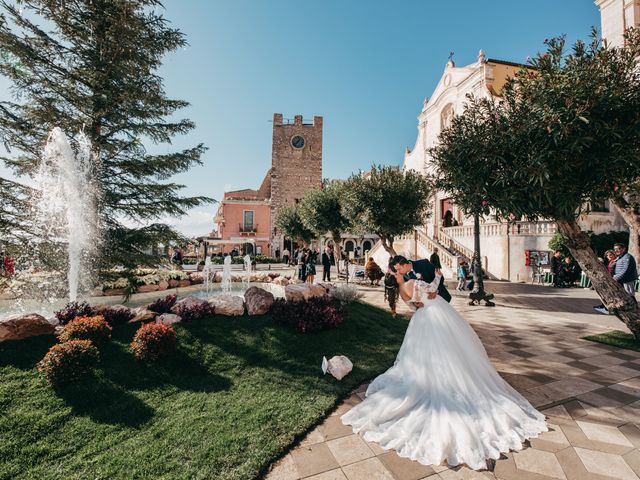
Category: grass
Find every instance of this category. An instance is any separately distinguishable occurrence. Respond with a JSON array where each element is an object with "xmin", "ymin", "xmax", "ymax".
[
  {"xmin": 0, "ymin": 302, "xmax": 407, "ymax": 480},
  {"xmin": 583, "ymin": 330, "xmax": 640, "ymax": 352}
]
